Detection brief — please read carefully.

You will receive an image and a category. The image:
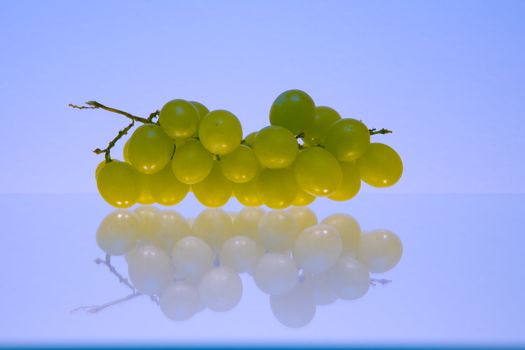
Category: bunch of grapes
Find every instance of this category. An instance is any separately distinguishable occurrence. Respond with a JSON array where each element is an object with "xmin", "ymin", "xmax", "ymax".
[{"xmin": 86, "ymin": 89, "xmax": 403, "ymax": 209}]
